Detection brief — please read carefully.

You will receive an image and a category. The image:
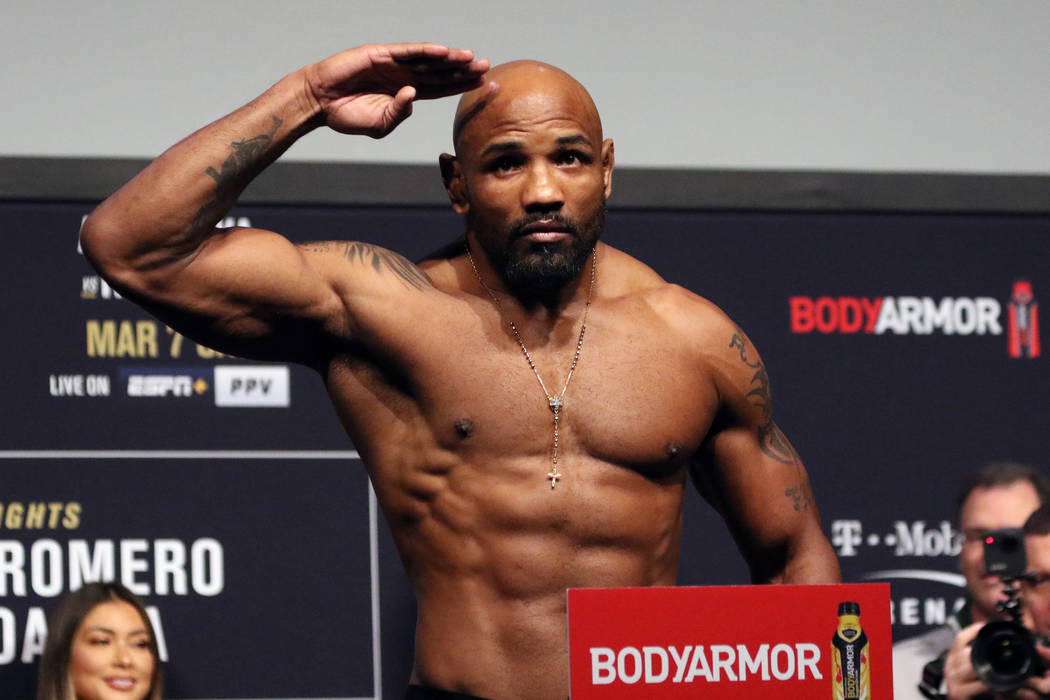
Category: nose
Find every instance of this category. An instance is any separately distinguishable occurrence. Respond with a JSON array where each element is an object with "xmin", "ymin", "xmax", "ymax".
[
  {"xmin": 521, "ymin": 162, "xmax": 563, "ymax": 214},
  {"xmin": 112, "ymin": 641, "xmax": 132, "ymax": 668}
]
